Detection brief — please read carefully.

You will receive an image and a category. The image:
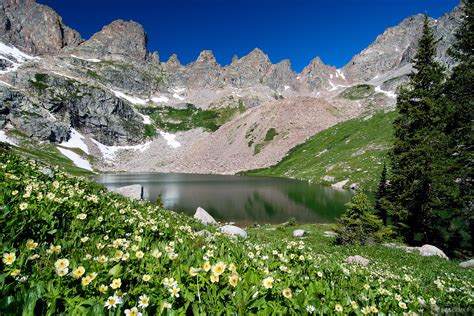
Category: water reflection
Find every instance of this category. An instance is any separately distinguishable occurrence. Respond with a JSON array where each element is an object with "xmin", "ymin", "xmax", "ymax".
[{"xmin": 95, "ymin": 173, "xmax": 354, "ymax": 225}]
